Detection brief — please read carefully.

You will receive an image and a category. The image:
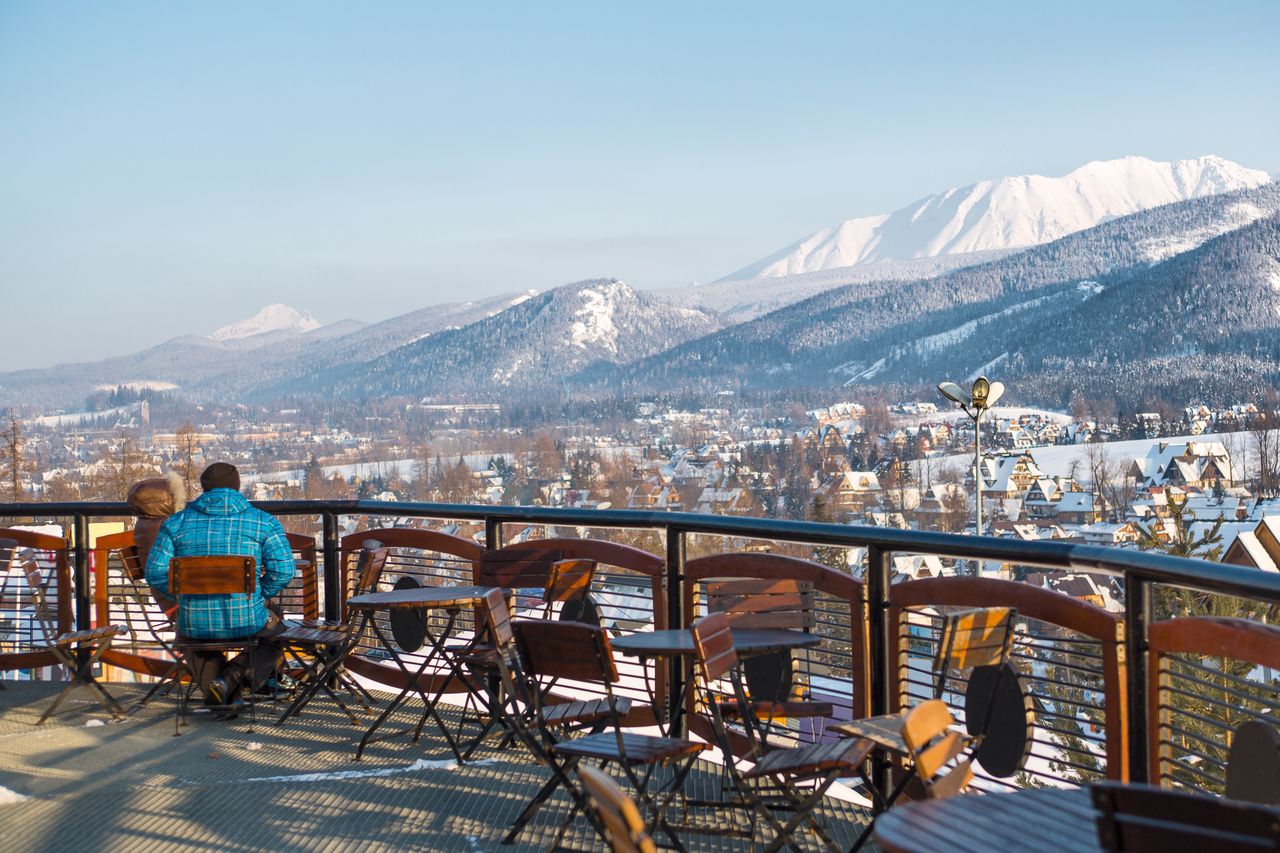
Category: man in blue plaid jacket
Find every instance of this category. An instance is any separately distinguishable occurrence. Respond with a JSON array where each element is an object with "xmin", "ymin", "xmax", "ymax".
[{"xmin": 146, "ymin": 462, "xmax": 295, "ymax": 709}]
